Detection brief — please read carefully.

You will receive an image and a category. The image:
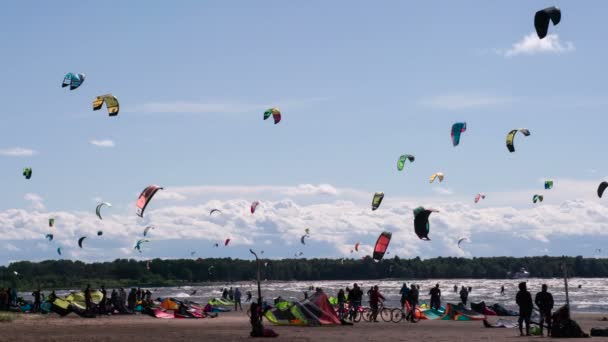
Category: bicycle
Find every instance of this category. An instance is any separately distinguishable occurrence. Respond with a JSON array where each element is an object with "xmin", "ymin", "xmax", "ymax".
[
  {"xmin": 362, "ymin": 301, "xmax": 392, "ymax": 322},
  {"xmin": 391, "ymin": 303, "xmax": 421, "ymax": 323}
]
